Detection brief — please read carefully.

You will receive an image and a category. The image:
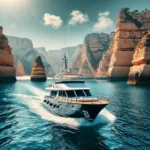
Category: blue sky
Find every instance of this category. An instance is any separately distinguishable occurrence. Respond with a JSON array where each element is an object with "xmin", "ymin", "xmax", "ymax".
[{"xmin": 0, "ymin": 0, "xmax": 150, "ymax": 50}]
